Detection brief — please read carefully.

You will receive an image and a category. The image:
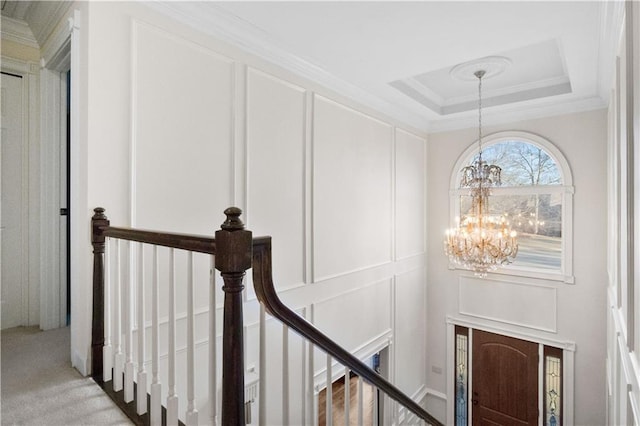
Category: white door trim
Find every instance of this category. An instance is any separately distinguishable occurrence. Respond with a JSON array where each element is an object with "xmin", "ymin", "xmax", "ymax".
[
  {"xmin": 446, "ymin": 316, "xmax": 576, "ymax": 426},
  {"xmin": 1, "ymin": 56, "xmax": 41, "ymax": 328},
  {"xmin": 39, "ymin": 67, "xmax": 65, "ymax": 330},
  {"xmin": 39, "ymin": 19, "xmax": 73, "ymax": 331},
  {"xmin": 39, "ymin": 8, "xmax": 87, "ymax": 374}
]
